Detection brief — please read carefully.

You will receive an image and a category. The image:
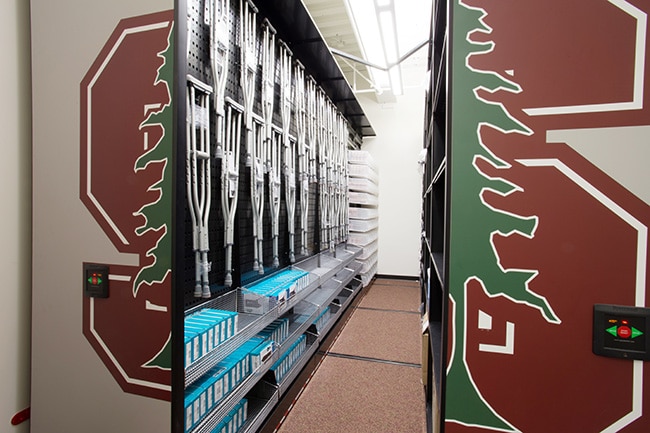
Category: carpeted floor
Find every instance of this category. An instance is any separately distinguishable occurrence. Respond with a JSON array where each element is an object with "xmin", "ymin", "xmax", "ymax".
[{"xmin": 273, "ymin": 278, "xmax": 426, "ymax": 433}]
